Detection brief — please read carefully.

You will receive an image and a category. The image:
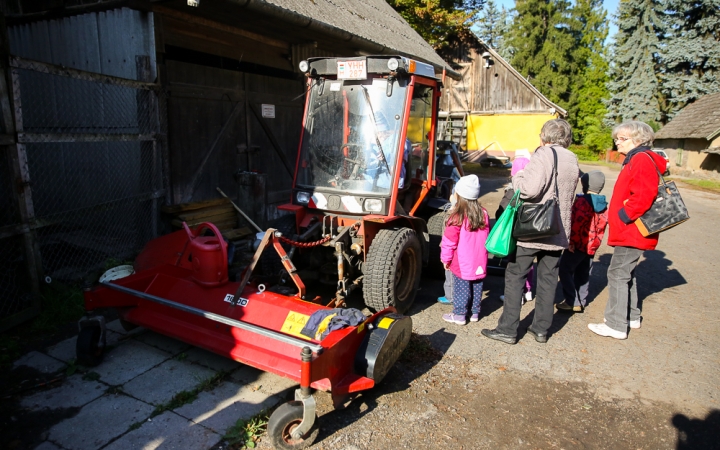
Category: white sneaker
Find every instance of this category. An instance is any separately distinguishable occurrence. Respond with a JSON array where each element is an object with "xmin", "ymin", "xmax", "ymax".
[
  {"xmin": 604, "ymin": 318, "xmax": 642, "ymax": 329},
  {"xmin": 588, "ymin": 323, "xmax": 628, "ymax": 340},
  {"xmin": 524, "ymin": 291, "xmax": 533, "ymax": 303}
]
